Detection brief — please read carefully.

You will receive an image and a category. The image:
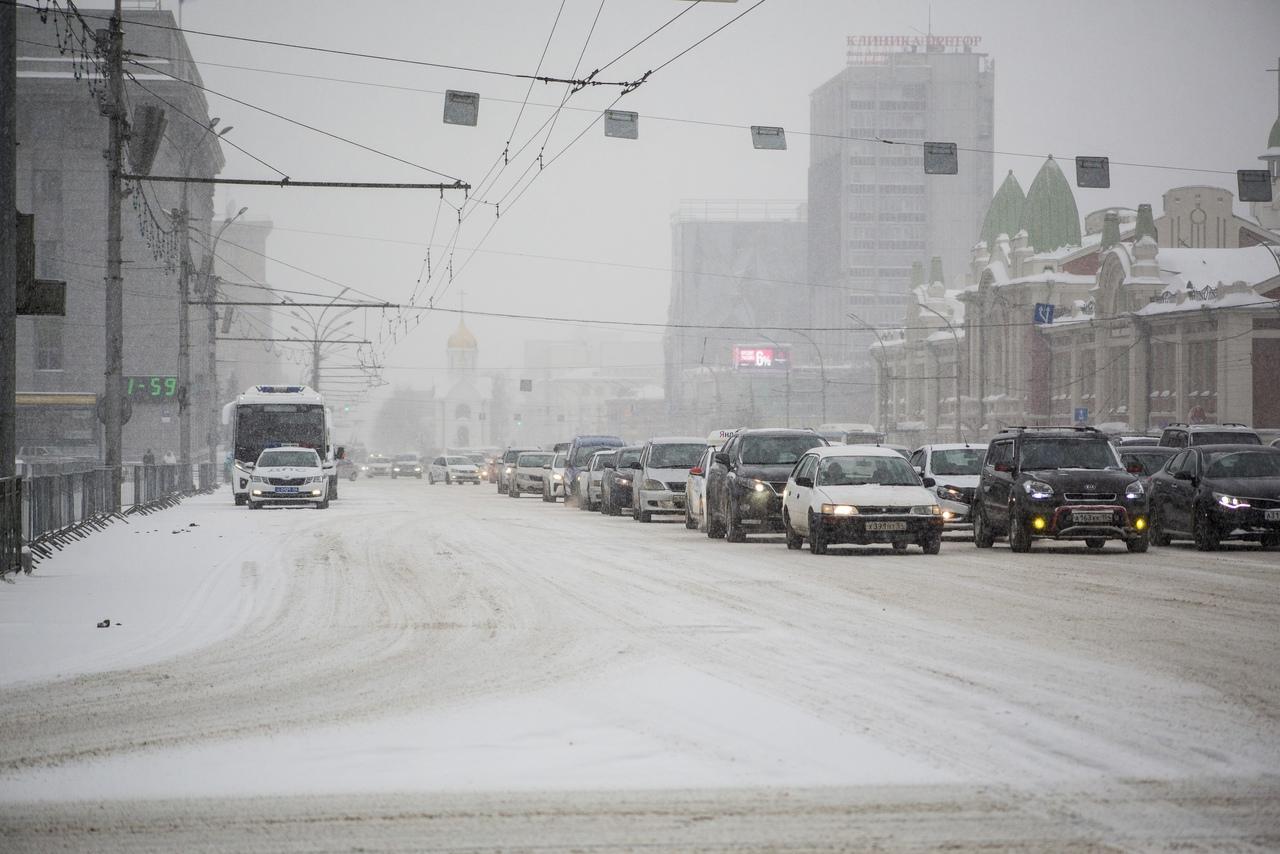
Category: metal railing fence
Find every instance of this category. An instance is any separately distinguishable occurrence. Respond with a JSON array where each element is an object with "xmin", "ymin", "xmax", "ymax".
[
  {"xmin": 8, "ymin": 463, "xmax": 219, "ymax": 572},
  {"xmin": 1, "ymin": 477, "xmax": 22, "ymax": 576}
]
